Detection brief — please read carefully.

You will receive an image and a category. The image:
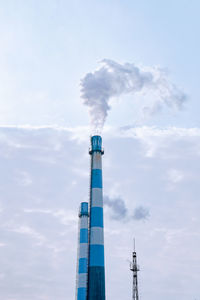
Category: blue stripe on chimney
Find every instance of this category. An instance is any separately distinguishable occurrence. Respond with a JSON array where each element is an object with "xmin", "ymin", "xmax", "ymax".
[
  {"xmin": 77, "ymin": 288, "xmax": 87, "ymax": 300},
  {"xmin": 89, "ymin": 245, "xmax": 105, "ymax": 266},
  {"xmin": 91, "ymin": 169, "xmax": 102, "ymax": 188},
  {"xmin": 90, "ymin": 207, "xmax": 103, "ymax": 227},
  {"xmin": 78, "ymin": 257, "xmax": 87, "ymax": 274},
  {"xmin": 80, "ymin": 228, "xmax": 88, "ymax": 243}
]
